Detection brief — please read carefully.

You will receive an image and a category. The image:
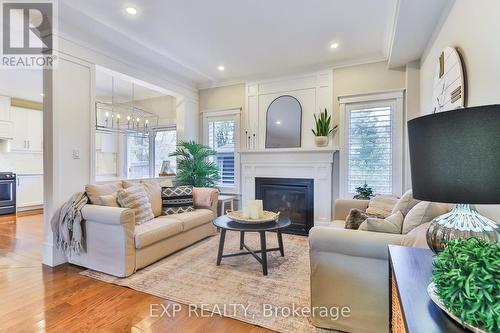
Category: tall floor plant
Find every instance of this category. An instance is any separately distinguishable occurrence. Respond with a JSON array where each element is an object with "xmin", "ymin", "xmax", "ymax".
[{"xmin": 169, "ymin": 141, "xmax": 219, "ymax": 187}]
